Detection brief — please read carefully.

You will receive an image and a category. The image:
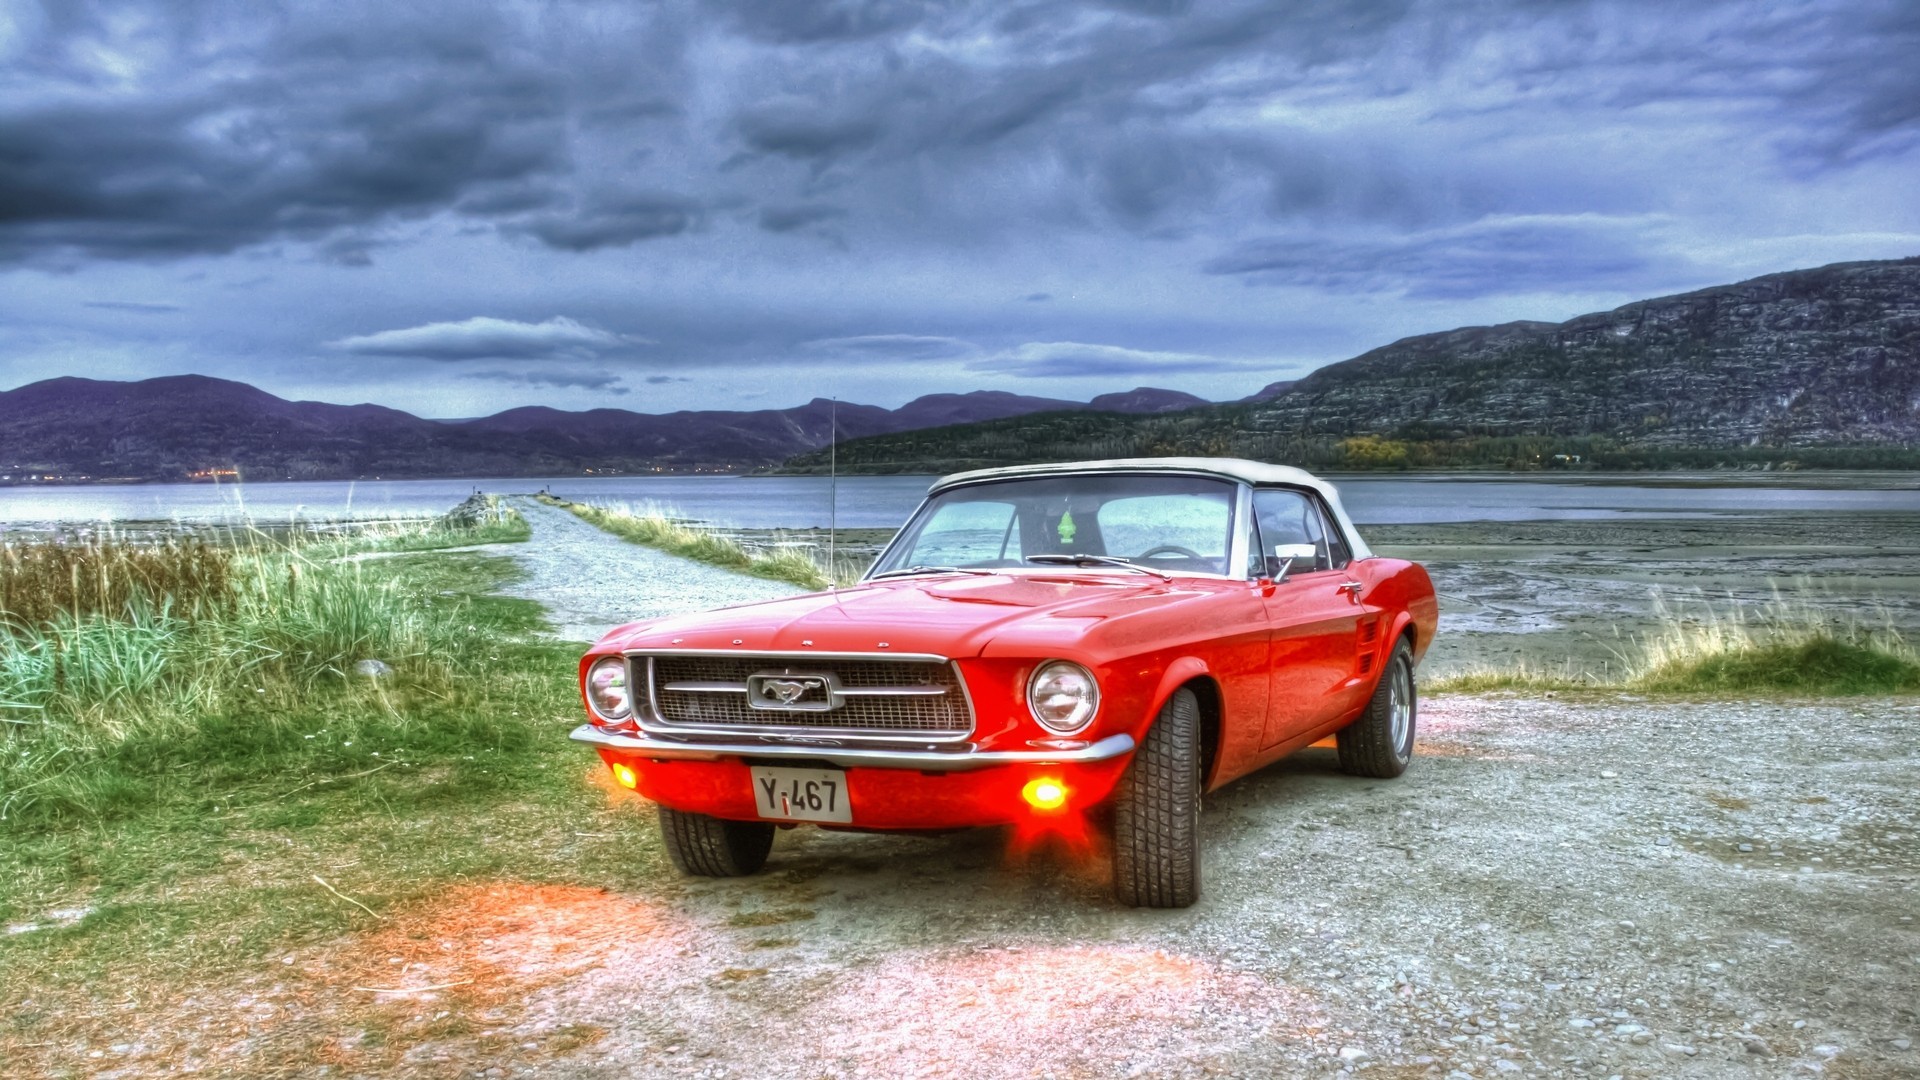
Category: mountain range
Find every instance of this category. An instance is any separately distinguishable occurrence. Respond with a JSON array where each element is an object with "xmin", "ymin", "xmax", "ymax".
[
  {"xmin": 785, "ymin": 257, "xmax": 1920, "ymax": 474},
  {"xmin": 0, "ymin": 377, "xmax": 1204, "ymax": 482},
  {"xmin": 5, "ymin": 257, "xmax": 1916, "ymax": 482}
]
